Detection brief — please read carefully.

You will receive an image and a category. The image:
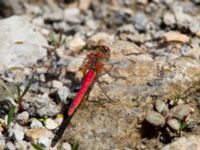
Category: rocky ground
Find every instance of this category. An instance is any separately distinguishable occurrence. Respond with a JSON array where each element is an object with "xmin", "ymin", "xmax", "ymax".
[{"xmin": 0, "ymin": 0, "xmax": 200, "ymax": 150}]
